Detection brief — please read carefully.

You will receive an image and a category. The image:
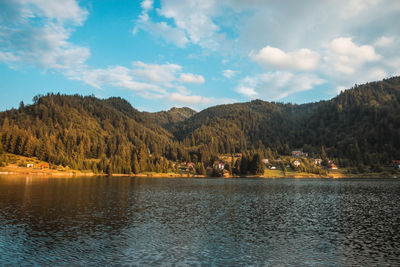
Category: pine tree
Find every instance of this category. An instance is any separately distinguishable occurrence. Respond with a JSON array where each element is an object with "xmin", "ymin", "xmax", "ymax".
[{"xmin": 250, "ymin": 153, "xmax": 264, "ymax": 175}]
